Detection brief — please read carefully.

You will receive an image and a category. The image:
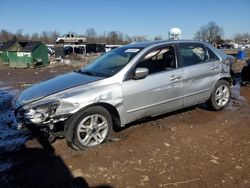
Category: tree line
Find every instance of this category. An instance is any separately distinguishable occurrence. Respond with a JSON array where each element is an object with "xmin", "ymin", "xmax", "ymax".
[
  {"xmin": 1, "ymin": 23, "xmax": 249, "ymax": 45},
  {"xmin": 0, "ymin": 28, "xmax": 150, "ymax": 45},
  {"xmin": 194, "ymin": 21, "xmax": 250, "ymax": 45}
]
